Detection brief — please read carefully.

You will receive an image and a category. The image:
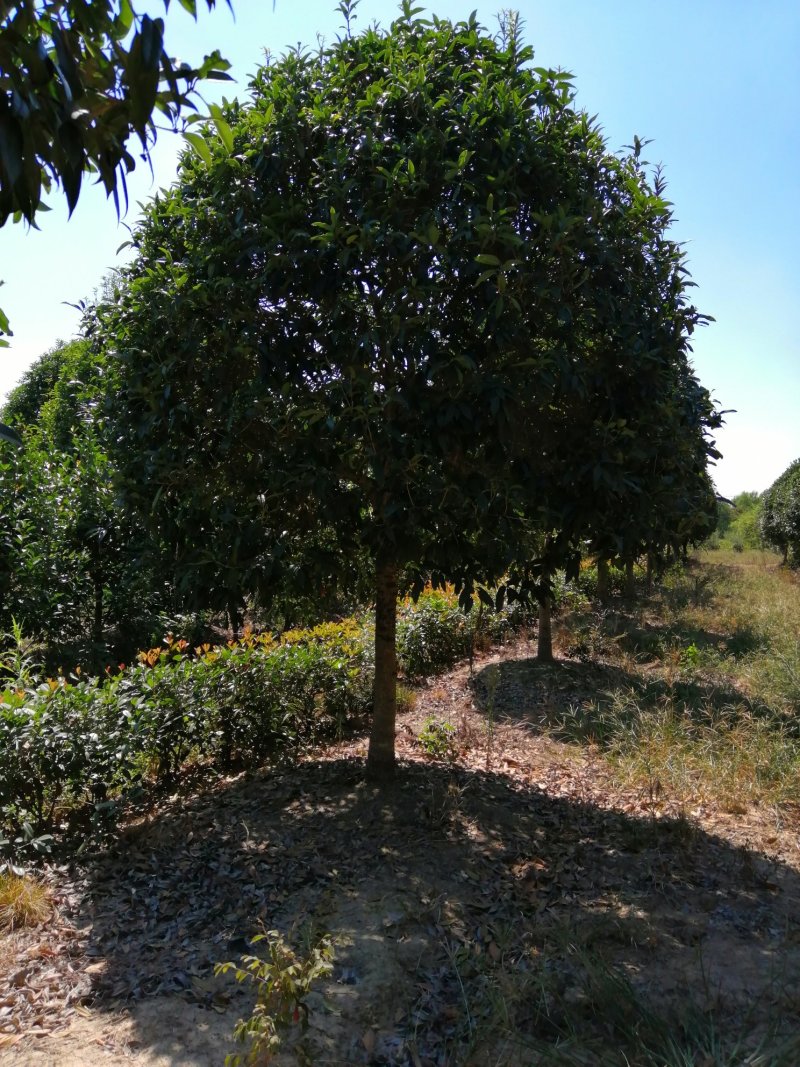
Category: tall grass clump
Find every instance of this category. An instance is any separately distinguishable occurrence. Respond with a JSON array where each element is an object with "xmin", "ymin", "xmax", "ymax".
[{"xmin": 0, "ymin": 871, "xmax": 52, "ymax": 929}]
